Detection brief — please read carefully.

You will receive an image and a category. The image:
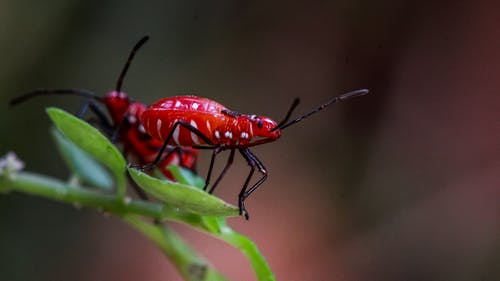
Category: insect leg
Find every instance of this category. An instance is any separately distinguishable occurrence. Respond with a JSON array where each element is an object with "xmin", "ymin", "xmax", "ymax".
[
  {"xmin": 204, "ymin": 147, "xmax": 222, "ymax": 191},
  {"xmin": 238, "ymin": 148, "xmax": 268, "ymax": 220},
  {"xmin": 132, "ymin": 120, "xmax": 213, "ymax": 170},
  {"xmin": 109, "ymin": 116, "xmax": 128, "ymax": 143},
  {"xmin": 77, "ymin": 99, "xmax": 114, "ymax": 136},
  {"xmin": 207, "ymin": 148, "xmax": 235, "ymax": 194}
]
